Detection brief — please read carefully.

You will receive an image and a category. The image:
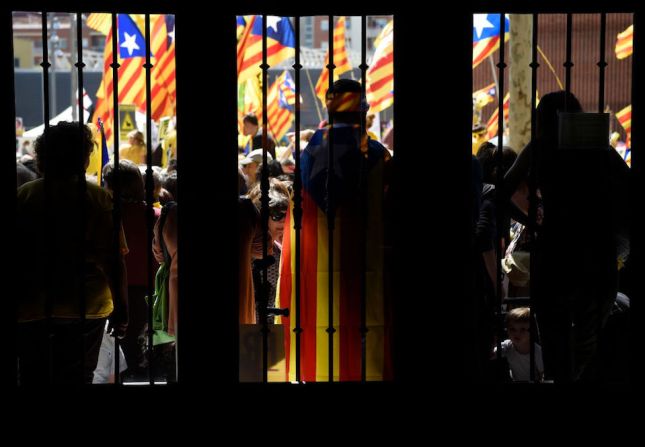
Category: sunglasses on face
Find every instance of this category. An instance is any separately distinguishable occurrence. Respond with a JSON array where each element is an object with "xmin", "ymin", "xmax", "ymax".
[{"xmin": 269, "ymin": 208, "xmax": 287, "ymax": 221}]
